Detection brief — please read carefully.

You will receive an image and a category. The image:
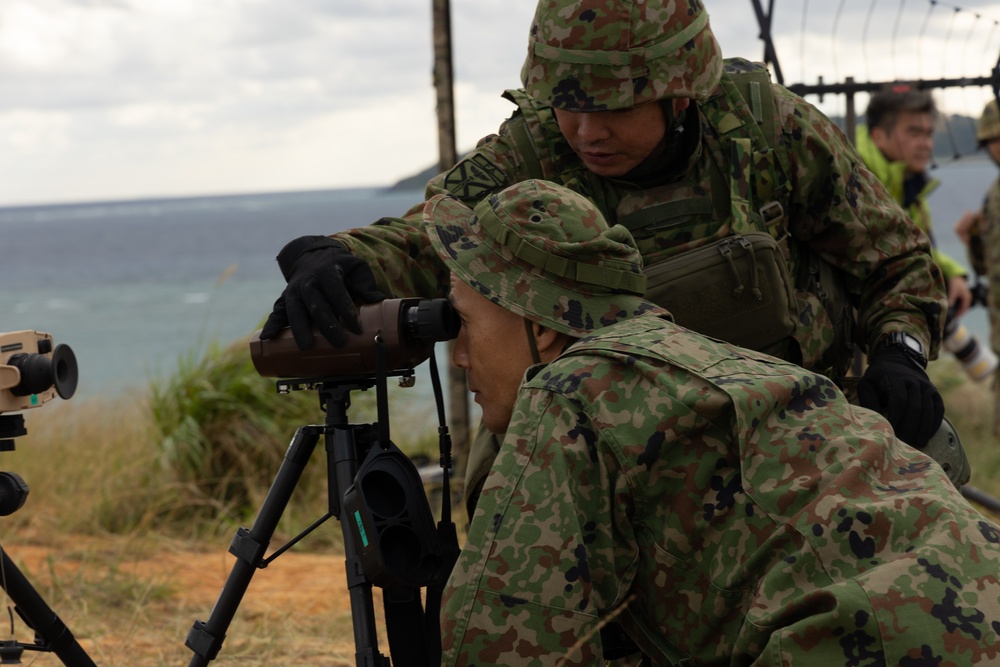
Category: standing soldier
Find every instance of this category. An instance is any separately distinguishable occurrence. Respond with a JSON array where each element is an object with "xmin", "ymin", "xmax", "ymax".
[
  {"xmin": 260, "ymin": 0, "xmax": 948, "ymax": 497},
  {"xmin": 956, "ymin": 98, "xmax": 1000, "ymax": 436},
  {"xmin": 858, "ymin": 86, "xmax": 997, "ymax": 384}
]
